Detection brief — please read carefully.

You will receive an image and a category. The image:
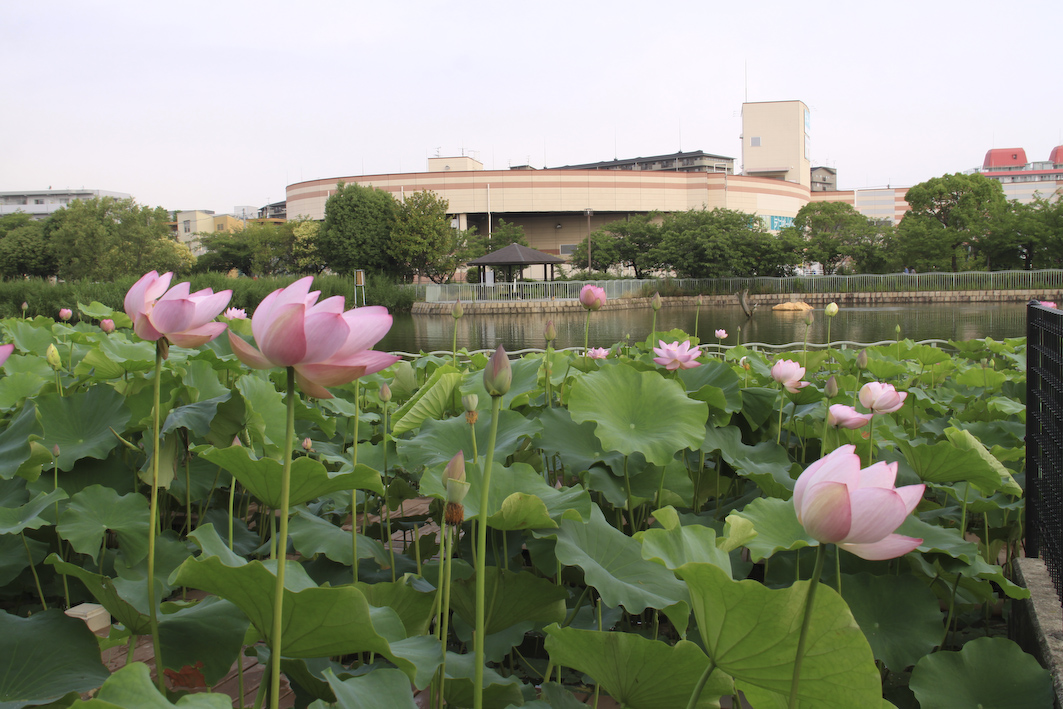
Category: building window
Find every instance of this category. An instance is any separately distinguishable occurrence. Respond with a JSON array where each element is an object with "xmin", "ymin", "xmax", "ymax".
[
  {"xmin": 751, "ymin": 137, "xmax": 761, "ymax": 147},
  {"xmin": 560, "ymin": 244, "xmax": 577, "ymax": 256},
  {"xmin": 182, "ymin": 220, "xmax": 191, "ymax": 233},
  {"xmin": 34, "ymin": 199, "xmax": 44, "ymax": 205}
]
